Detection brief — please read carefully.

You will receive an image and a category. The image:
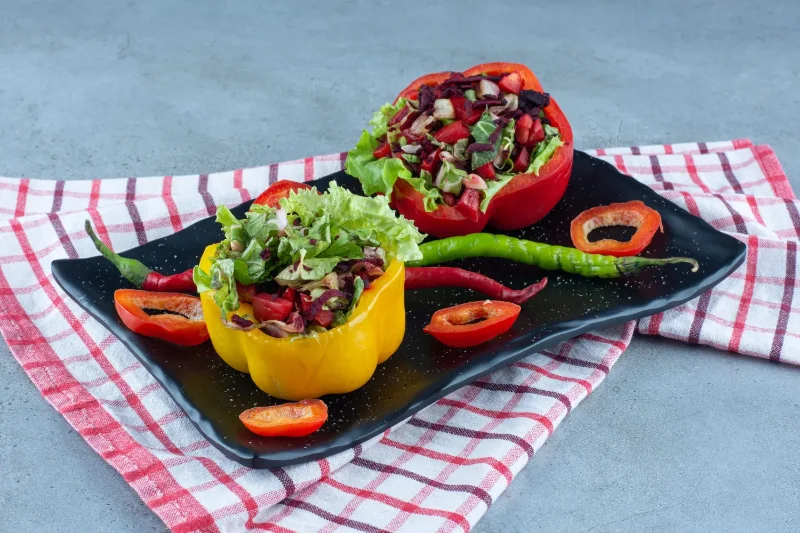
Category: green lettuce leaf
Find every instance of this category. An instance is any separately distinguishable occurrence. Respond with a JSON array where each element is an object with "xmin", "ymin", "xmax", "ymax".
[
  {"xmin": 344, "ymin": 130, "xmax": 413, "ymax": 196},
  {"xmin": 369, "ymin": 98, "xmax": 407, "ymax": 139},
  {"xmin": 469, "ymin": 111, "xmax": 500, "ymax": 169},
  {"xmin": 480, "ymin": 173, "xmax": 515, "ymax": 212},
  {"xmin": 402, "ymin": 169, "xmax": 443, "ymax": 212},
  {"xmin": 211, "ymin": 259, "xmax": 240, "ymax": 316},
  {"xmin": 280, "ymin": 182, "xmax": 425, "ymax": 262},
  {"xmin": 527, "ymin": 126, "xmax": 564, "ymax": 175},
  {"xmin": 274, "ymin": 250, "xmax": 343, "ymax": 287}
]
